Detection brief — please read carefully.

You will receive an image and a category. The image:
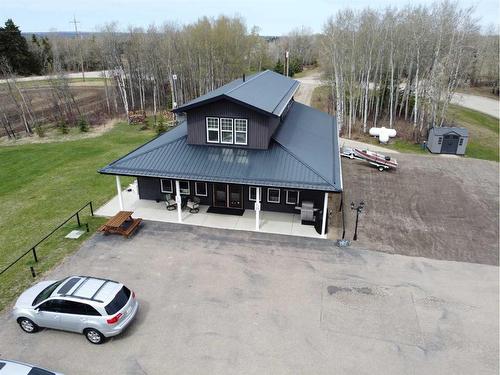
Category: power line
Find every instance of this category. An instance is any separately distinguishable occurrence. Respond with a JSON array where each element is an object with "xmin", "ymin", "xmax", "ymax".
[{"xmin": 70, "ymin": 16, "xmax": 85, "ymax": 81}]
